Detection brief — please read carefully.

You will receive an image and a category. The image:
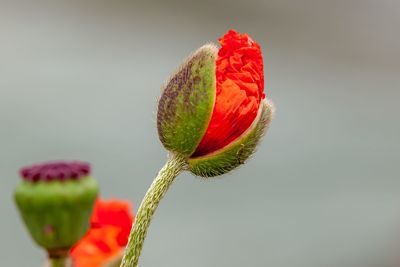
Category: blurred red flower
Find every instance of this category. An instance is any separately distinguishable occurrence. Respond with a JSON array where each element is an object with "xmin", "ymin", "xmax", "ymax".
[{"xmin": 70, "ymin": 198, "xmax": 134, "ymax": 267}]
